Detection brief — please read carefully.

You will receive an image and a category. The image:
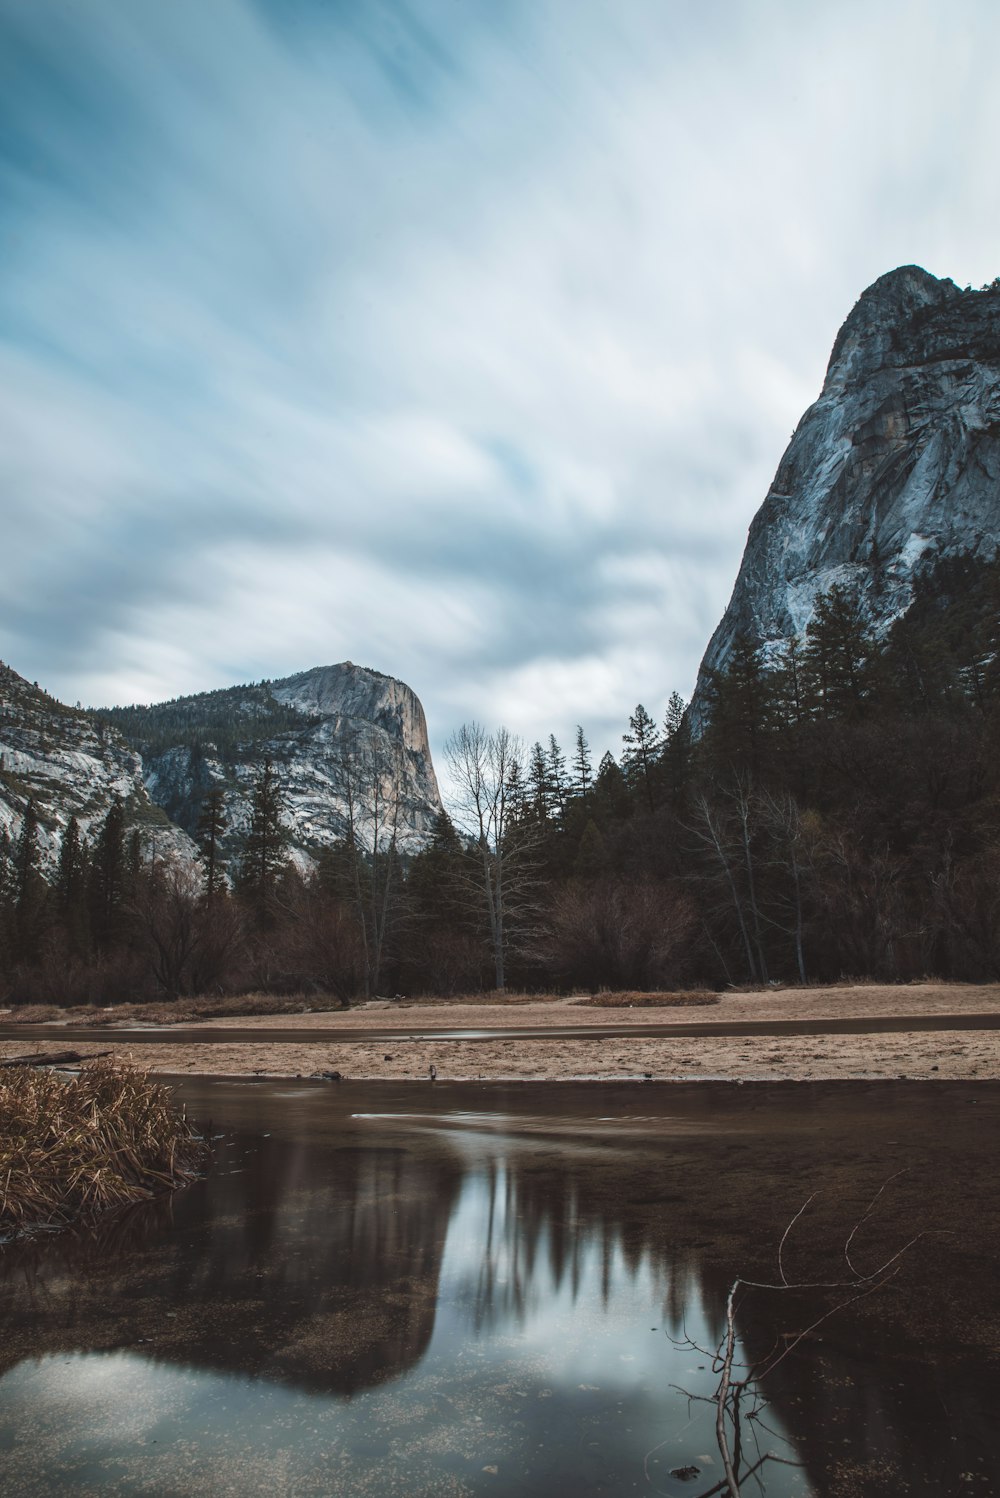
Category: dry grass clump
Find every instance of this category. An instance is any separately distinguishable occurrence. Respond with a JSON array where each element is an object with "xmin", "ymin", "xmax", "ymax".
[
  {"xmin": 398, "ymin": 990, "xmax": 565, "ymax": 1007},
  {"xmin": 576, "ymin": 990, "xmax": 721, "ymax": 1008},
  {"xmin": 0, "ymin": 1060, "xmax": 207, "ymax": 1243},
  {"xmin": 4, "ymin": 991, "xmax": 346, "ymax": 1028}
]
